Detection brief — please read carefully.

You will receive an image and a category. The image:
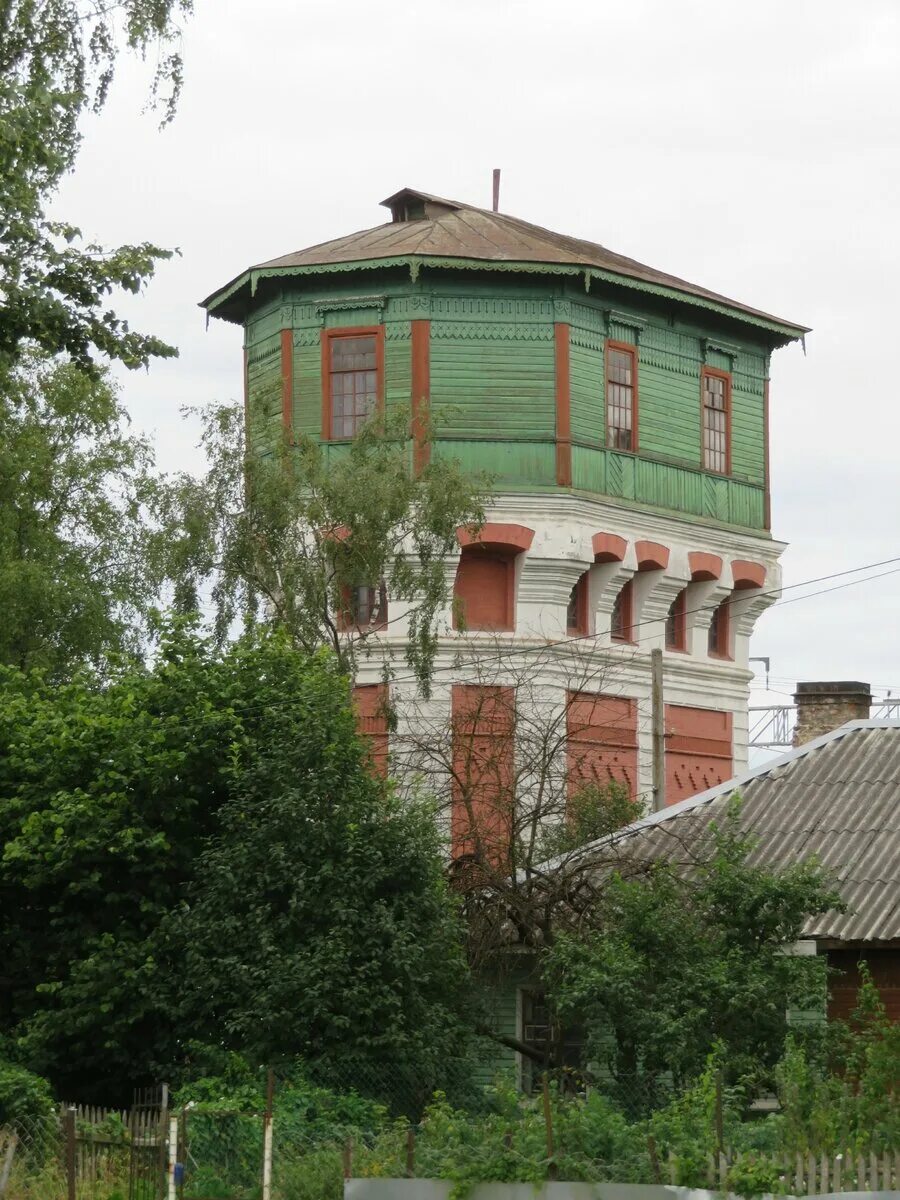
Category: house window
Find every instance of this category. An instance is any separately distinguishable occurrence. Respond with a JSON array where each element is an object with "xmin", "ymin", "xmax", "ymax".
[
  {"xmin": 607, "ymin": 343, "xmax": 637, "ymax": 451},
  {"xmin": 566, "ymin": 572, "xmax": 589, "ymax": 637},
  {"xmin": 350, "ymin": 582, "xmax": 387, "ymax": 629},
  {"xmin": 708, "ymin": 599, "xmax": 730, "ymax": 658},
  {"xmin": 665, "ymin": 589, "xmax": 687, "ymax": 651},
  {"xmin": 325, "ymin": 330, "xmax": 383, "ymax": 439},
  {"xmin": 702, "ymin": 368, "xmax": 730, "ymax": 474},
  {"xmin": 610, "ymin": 579, "xmax": 633, "ymax": 643}
]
